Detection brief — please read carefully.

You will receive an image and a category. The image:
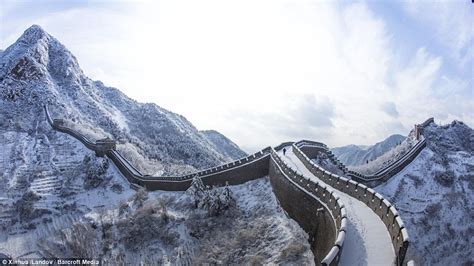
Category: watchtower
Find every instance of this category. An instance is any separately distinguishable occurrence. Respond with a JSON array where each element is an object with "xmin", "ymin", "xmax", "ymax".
[
  {"xmin": 95, "ymin": 137, "xmax": 116, "ymax": 157},
  {"xmin": 414, "ymin": 124, "xmax": 421, "ymax": 140},
  {"xmin": 52, "ymin": 118, "xmax": 65, "ymax": 127}
]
